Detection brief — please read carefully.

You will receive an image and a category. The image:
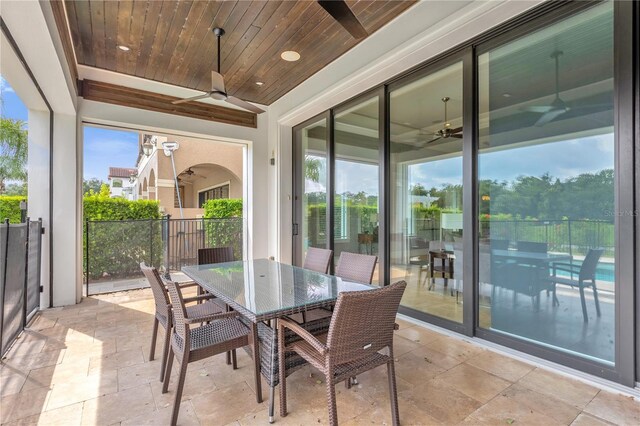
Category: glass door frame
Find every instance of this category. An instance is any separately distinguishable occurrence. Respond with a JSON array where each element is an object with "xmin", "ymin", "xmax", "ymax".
[
  {"xmin": 387, "ymin": 49, "xmax": 474, "ymax": 336},
  {"xmin": 291, "ymin": 0, "xmax": 637, "ymax": 386},
  {"xmin": 292, "ymin": 111, "xmax": 331, "ymax": 268}
]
